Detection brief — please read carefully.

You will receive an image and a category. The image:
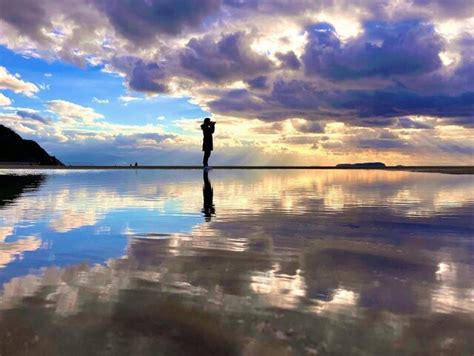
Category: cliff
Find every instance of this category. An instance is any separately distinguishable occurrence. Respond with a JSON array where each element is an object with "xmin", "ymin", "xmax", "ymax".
[{"xmin": 0, "ymin": 125, "xmax": 64, "ymax": 166}]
